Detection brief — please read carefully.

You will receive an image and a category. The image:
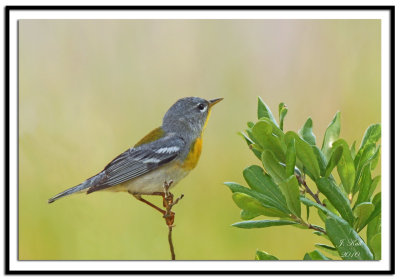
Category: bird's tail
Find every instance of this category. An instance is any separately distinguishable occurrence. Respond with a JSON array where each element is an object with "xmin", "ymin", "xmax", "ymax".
[
  {"xmin": 48, "ymin": 172, "xmax": 105, "ymax": 203},
  {"xmin": 48, "ymin": 181, "xmax": 90, "ymax": 203}
]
